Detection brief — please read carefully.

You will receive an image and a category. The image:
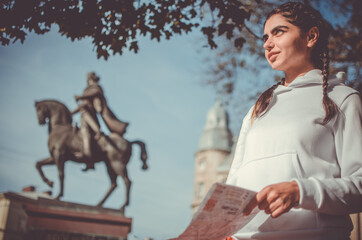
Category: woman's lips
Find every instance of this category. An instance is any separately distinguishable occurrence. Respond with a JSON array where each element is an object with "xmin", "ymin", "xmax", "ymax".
[{"xmin": 268, "ymin": 52, "xmax": 280, "ymax": 62}]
